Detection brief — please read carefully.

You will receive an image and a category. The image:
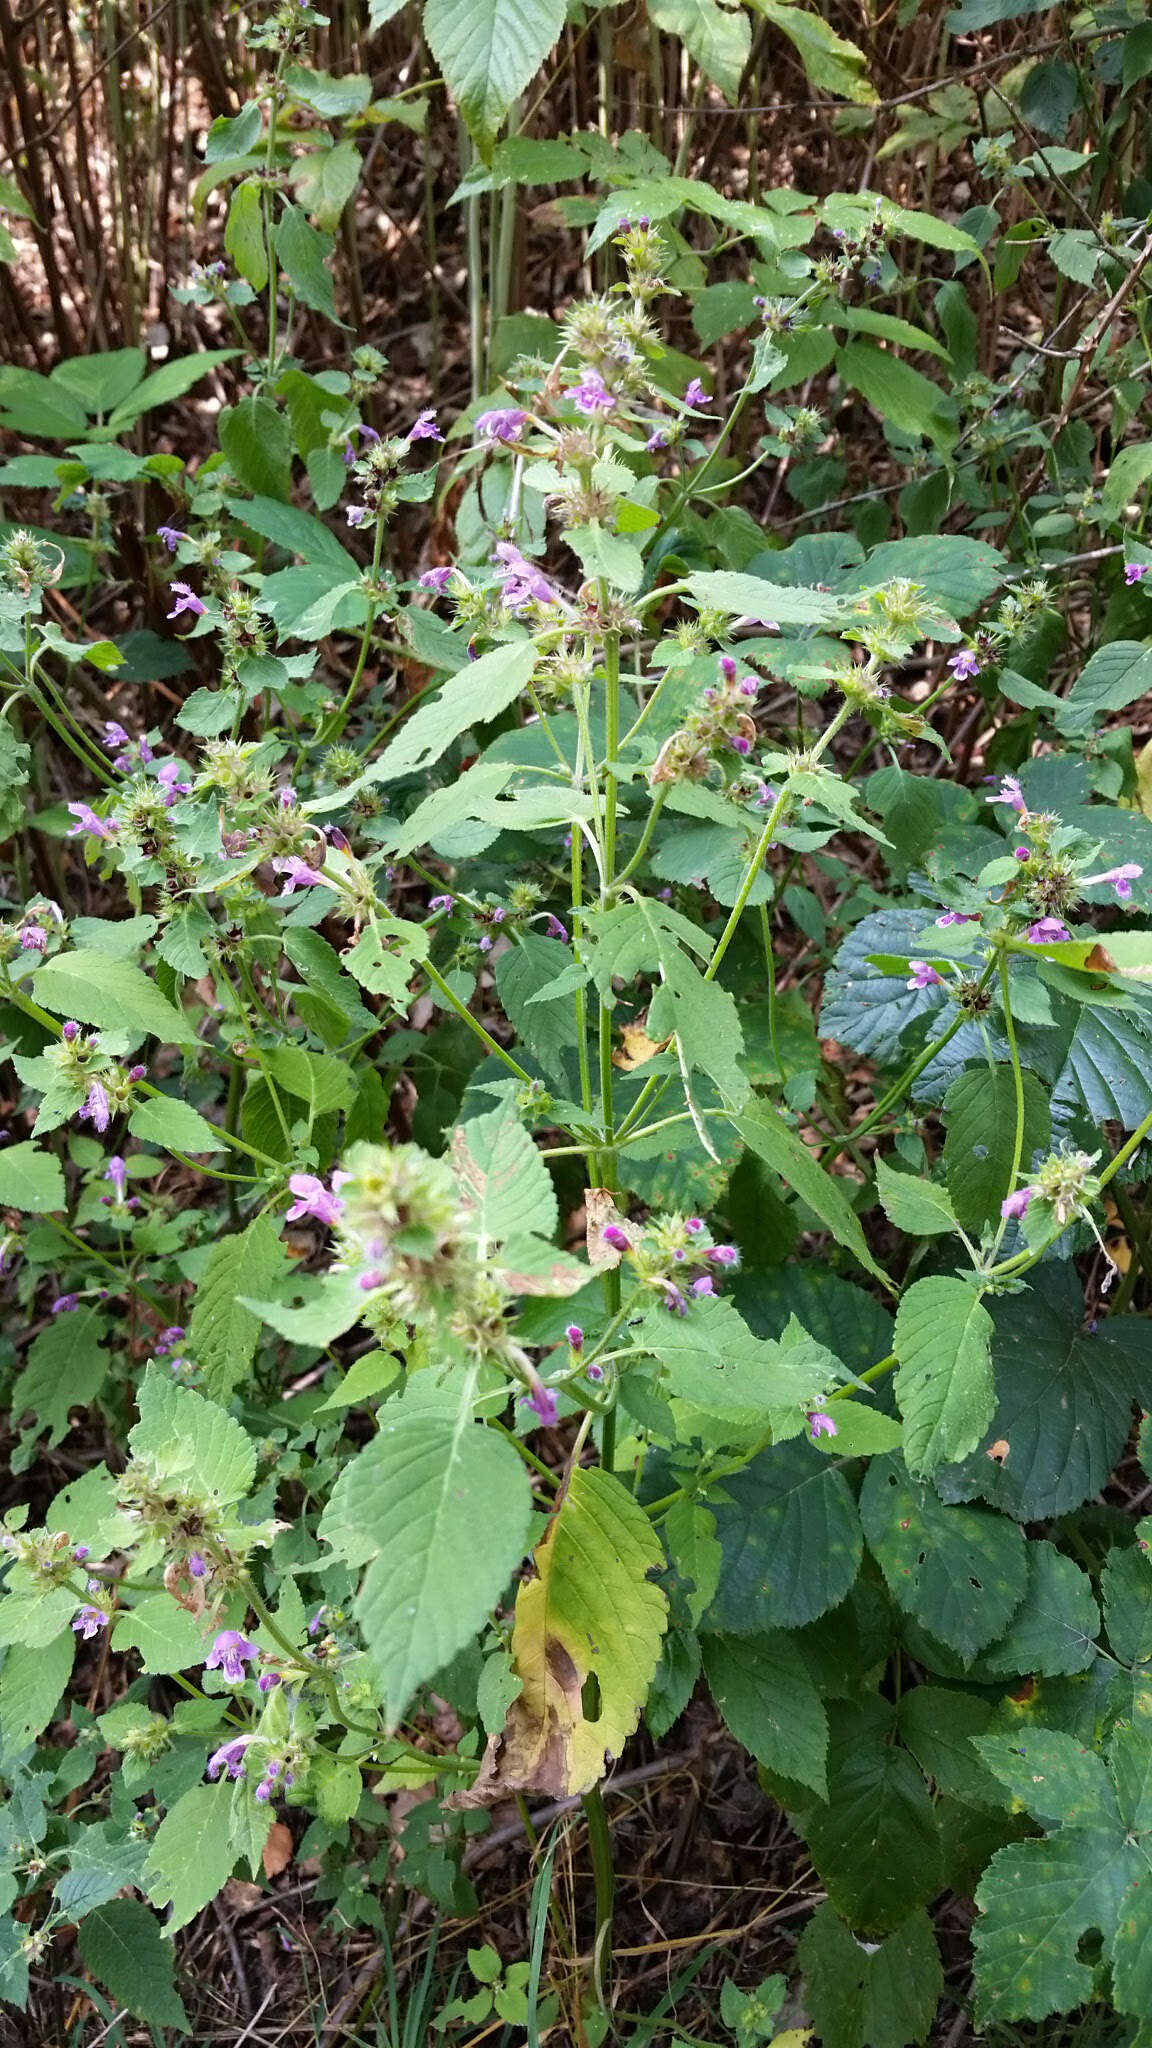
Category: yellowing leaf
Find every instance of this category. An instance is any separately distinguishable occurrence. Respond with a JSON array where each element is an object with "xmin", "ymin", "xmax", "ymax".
[
  {"xmin": 613, "ymin": 1020, "xmax": 671, "ymax": 1071},
  {"xmin": 460, "ymin": 1468, "xmax": 667, "ymax": 1799}
]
